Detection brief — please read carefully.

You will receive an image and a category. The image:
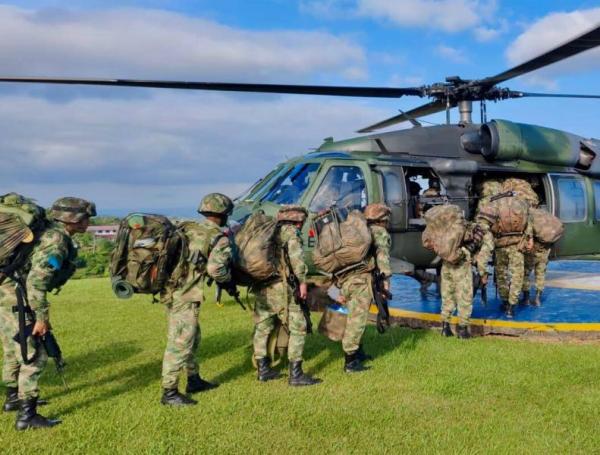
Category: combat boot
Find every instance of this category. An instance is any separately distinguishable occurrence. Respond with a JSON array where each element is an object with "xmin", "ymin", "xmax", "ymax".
[
  {"xmin": 186, "ymin": 374, "xmax": 219, "ymax": 394},
  {"xmin": 344, "ymin": 351, "xmax": 369, "ymax": 373},
  {"xmin": 15, "ymin": 397, "xmax": 61, "ymax": 430},
  {"xmin": 520, "ymin": 290, "xmax": 530, "ymax": 306},
  {"xmin": 357, "ymin": 344, "xmax": 373, "ymax": 362},
  {"xmin": 500, "ymin": 300, "xmax": 509, "ymax": 312},
  {"xmin": 288, "ymin": 361, "xmax": 322, "ymax": 387},
  {"xmin": 256, "ymin": 357, "xmax": 281, "ymax": 382},
  {"xmin": 441, "ymin": 322, "xmax": 454, "ymax": 337},
  {"xmin": 505, "ymin": 304, "xmax": 515, "ymax": 318},
  {"xmin": 456, "ymin": 325, "xmax": 471, "ymax": 339},
  {"xmin": 3, "ymin": 387, "xmax": 19, "ymax": 412},
  {"xmin": 160, "ymin": 388, "xmax": 197, "ymax": 406},
  {"xmin": 531, "ymin": 290, "xmax": 542, "ymax": 307}
]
